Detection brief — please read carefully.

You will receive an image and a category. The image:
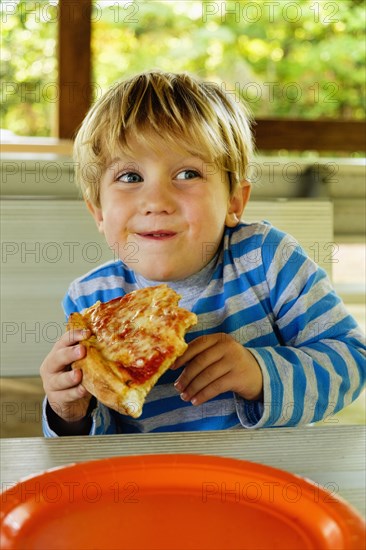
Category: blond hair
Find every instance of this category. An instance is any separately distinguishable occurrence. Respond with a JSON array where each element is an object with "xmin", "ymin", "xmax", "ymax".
[{"xmin": 73, "ymin": 71, "xmax": 254, "ymax": 207}]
